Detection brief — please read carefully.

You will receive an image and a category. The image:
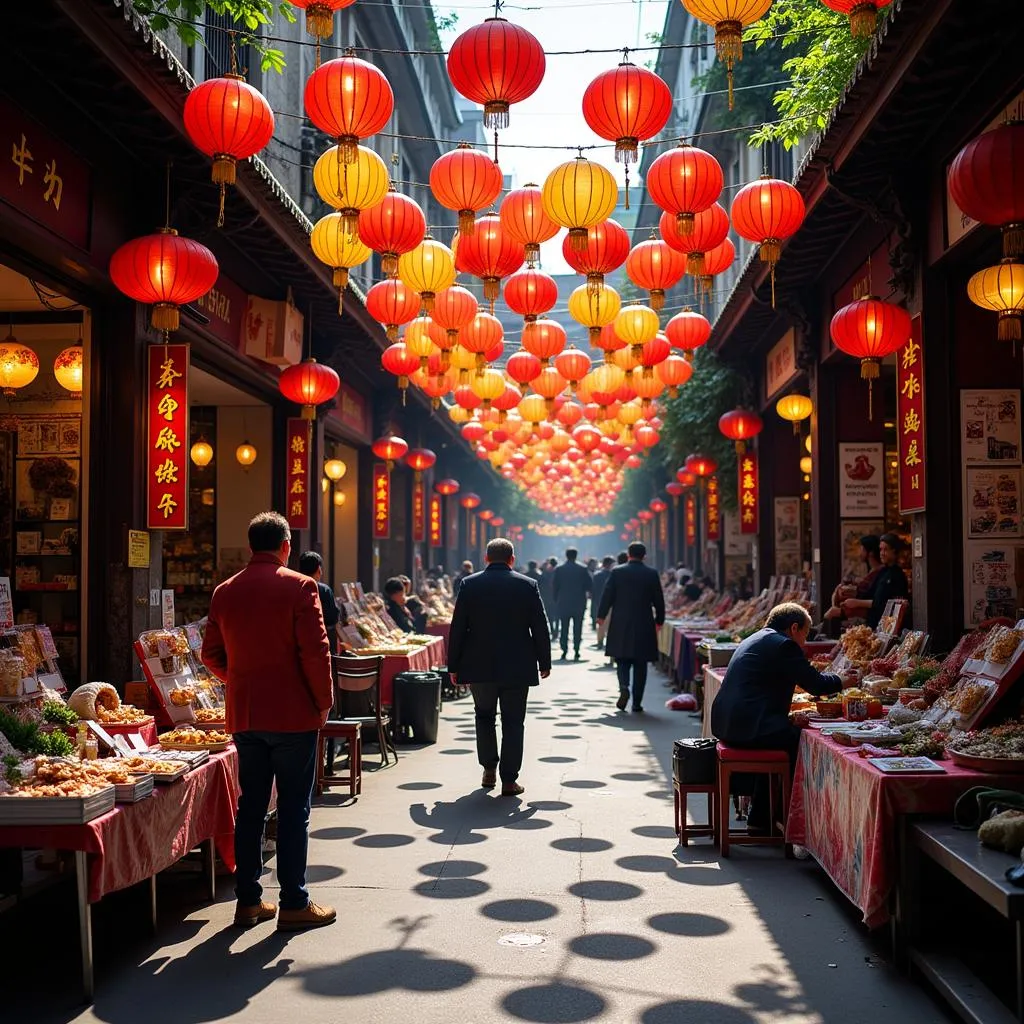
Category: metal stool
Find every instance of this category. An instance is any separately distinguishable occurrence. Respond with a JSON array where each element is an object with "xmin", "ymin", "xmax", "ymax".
[
  {"xmin": 672, "ymin": 778, "xmax": 718, "ymax": 846},
  {"xmin": 716, "ymin": 742, "xmax": 792, "ymax": 858}
]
